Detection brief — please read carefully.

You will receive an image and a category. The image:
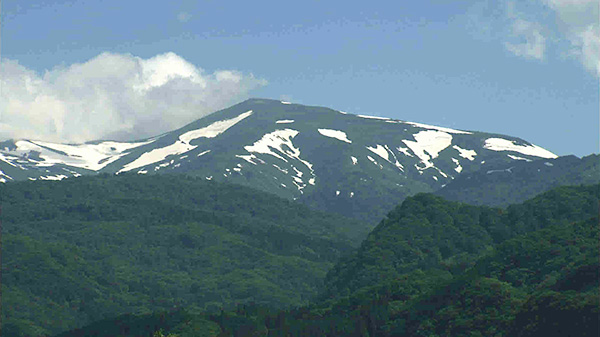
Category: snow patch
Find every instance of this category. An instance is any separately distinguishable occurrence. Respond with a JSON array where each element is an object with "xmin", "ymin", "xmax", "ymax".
[
  {"xmin": 351, "ymin": 156, "xmax": 358, "ymax": 165},
  {"xmin": 119, "ymin": 110, "xmax": 250, "ymax": 173},
  {"xmin": 544, "ymin": 162, "xmax": 554, "ymax": 167},
  {"xmin": 276, "ymin": 119, "xmax": 295, "ymax": 124},
  {"xmin": 507, "ymin": 154, "xmax": 532, "ymax": 162},
  {"xmin": 452, "ymin": 145, "xmax": 477, "ymax": 161},
  {"xmin": 318, "ymin": 129, "xmax": 352, "ymax": 143},
  {"xmin": 357, "ymin": 114, "xmax": 390, "ymax": 120},
  {"xmin": 39, "ymin": 174, "xmax": 69, "ymax": 181},
  {"xmin": 366, "ymin": 145, "xmax": 389, "ymax": 162},
  {"xmin": 0, "ymin": 170, "xmax": 13, "ymax": 181},
  {"xmin": 180, "ymin": 110, "xmax": 252, "ymax": 142},
  {"xmin": 281, "ymin": 101, "xmax": 292, "ymax": 104},
  {"xmin": 403, "ymin": 121, "xmax": 473, "ymax": 134},
  {"xmin": 402, "ymin": 130, "xmax": 452, "ymax": 171},
  {"xmin": 451, "ymin": 158, "xmax": 463, "ymax": 173},
  {"xmin": 484, "ymin": 138, "xmax": 557, "ymax": 159},
  {"xmin": 487, "ymin": 167, "xmax": 514, "ymax": 174},
  {"xmin": 10, "ymin": 139, "xmax": 155, "ymax": 171},
  {"xmin": 244, "ymin": 128, "xmax": 315, "ymax": 173},
  {"xmin": 396, "ymin": 147, "xmax": 413, "ymax": 157}
]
